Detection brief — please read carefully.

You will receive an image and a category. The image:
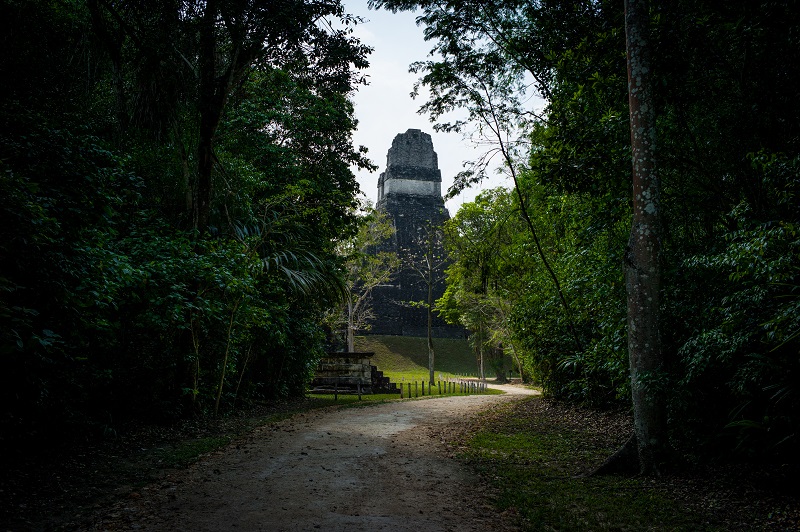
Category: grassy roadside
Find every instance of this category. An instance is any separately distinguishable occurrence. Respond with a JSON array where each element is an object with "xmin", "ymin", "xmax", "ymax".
[
  {"xmin": 454, "ymin": 396, "xmax": 799, "ymax": 531},
  {"xmin": 355, "ymin": 334, "xmax": 493, "ymax": 381},
  {"xmin": 307, "ymin": 385, "xmax": 503, "ymax": 404}
]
